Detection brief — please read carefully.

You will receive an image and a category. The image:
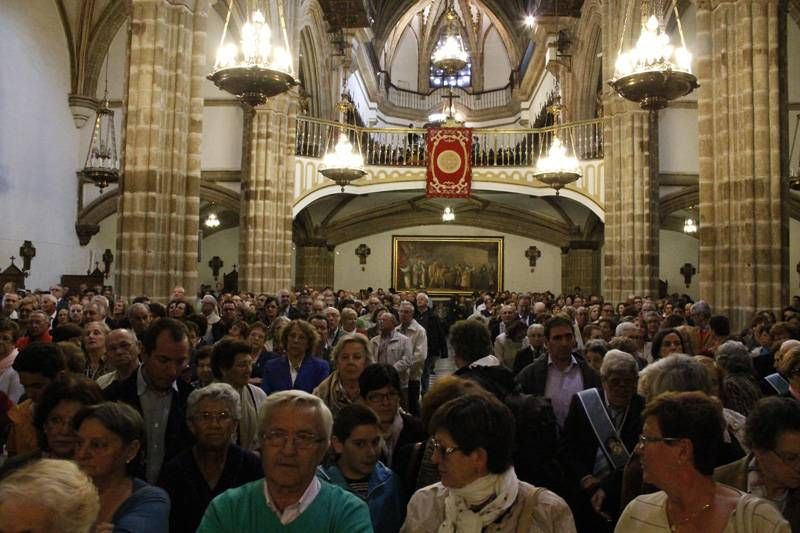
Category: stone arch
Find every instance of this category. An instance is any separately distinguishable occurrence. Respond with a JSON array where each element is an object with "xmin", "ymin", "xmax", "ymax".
[
  {"xmin": 298, "ymin": 0, "xmax": 335, "ymax": 120},
  {"xmin": 659, "ymin": 186, "xmax": 699, "ymax": 222},
  {"xmin": 570, "ymin": 0, "xmax": 603, "ymax": 121}
]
